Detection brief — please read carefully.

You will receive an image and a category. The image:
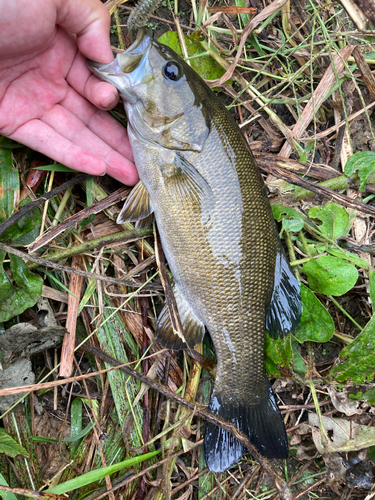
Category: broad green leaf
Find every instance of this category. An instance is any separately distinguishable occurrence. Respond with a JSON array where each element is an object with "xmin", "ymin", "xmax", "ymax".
[
  {"xmin": 0, "ymin": 254, "xmax": 43, "ymax": 322},
  {"xmin": 0, "ymin": 429, "xmax": 29, "ymax": 458},
  {"xmin": 158, "ymin": 31, "xmax": 229, "ymax": 81},
  {"xmin": 264, "ymin": 333, "xmax": 293, "ymax": 377},
  {"xmin": 327, "ymin": 247, "xmax": 369, "ymax": 269},
  {"xmin": 330, "ymin": 313, "xmax": 375, "ymax": 383},
  {"xmin": 272, "ymin": 205, "xmax": 304, "ymax": 232},
  {"xmin": 46, "ymin": 449, "xmax": 160, "ymax": 494},
  {"xmin": 294, "ymin": 284, "xmax": 334, "ymax": 343},
  {"xmin": 291, "ymin": 337, "xmax": 306, "ymax": 374},
  {"xmin": 344, "ymin": 151, "xmax": 375, "ymax": 192},
  {"xmin": 302, "ymin": 255, "xmax": 358, "ymax": 296},
  {"xmin": 308, "ymin": 202, "xmax": 350, "ymax": 240}
]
